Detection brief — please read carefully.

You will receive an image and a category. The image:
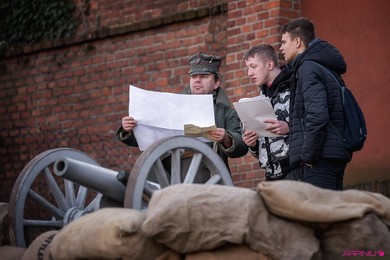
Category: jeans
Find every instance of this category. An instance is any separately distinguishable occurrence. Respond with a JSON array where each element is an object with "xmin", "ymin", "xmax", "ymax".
[{"xmin": 303, "ymin": 158, "xmax": 348, "ymax": 190}]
